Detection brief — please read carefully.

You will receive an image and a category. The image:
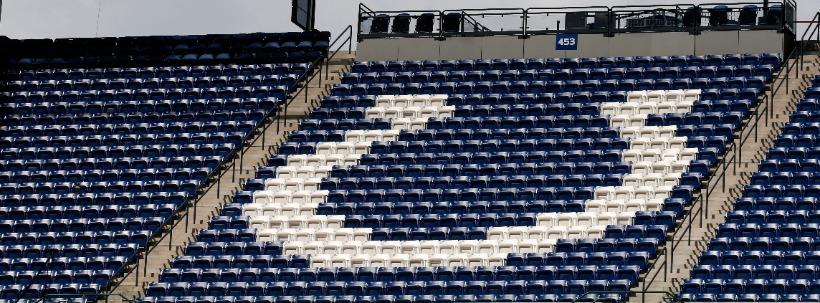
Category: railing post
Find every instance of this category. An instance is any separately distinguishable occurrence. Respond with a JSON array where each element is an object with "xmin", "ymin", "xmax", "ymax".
[
  {"xmin": 135, "ymin": 256, "xmax": 139, "ymax": 286},
  {"xmin": 239, "ymin": 148, "xmax": 245, "ymax": 177},
  {"xmin": 169, "ymin": 221, "xmax": 173, "ymax": 251}
]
